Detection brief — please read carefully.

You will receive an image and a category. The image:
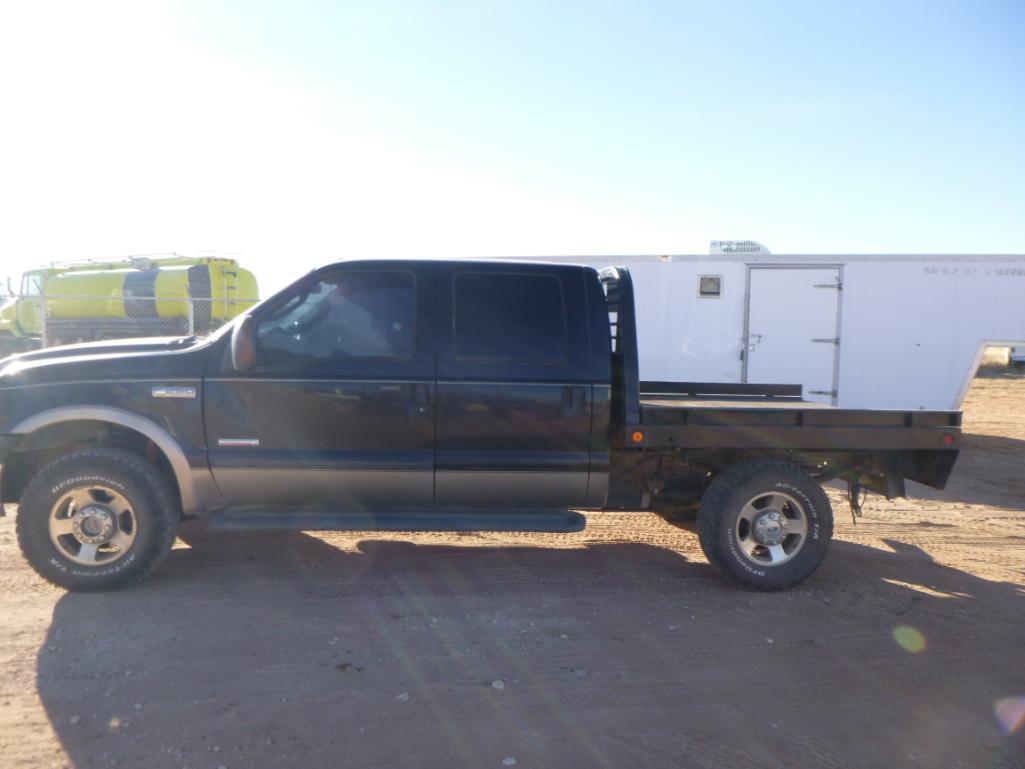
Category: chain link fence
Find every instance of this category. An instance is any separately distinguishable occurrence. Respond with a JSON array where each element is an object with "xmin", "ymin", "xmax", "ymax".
[{"xmin": 0, "ymin": 294, "xmax": 259, "ymax": 353}]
